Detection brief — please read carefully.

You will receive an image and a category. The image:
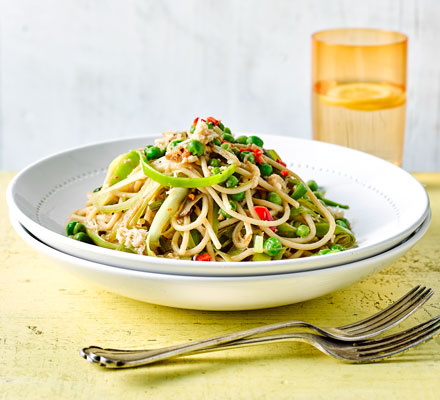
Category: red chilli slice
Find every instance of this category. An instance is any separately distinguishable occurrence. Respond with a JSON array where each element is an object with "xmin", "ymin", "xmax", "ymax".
[
  {"xmin": 195, "ymin": 253, "xmax": 212, "ymax": 262},
  {"xmin": 239, "ymin": 148, "xmax": 264, "ymax": 164},
  {"xmin": 207, "ymin": 117, "xmax": 219, "ymax": 126},
  {"xmin": 254, "ymin": 206, "xmax": 276, "ymax": 232},
  {"xmin": 276, "ymin": 158, "xmax": 286, "ymax": 167}
]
